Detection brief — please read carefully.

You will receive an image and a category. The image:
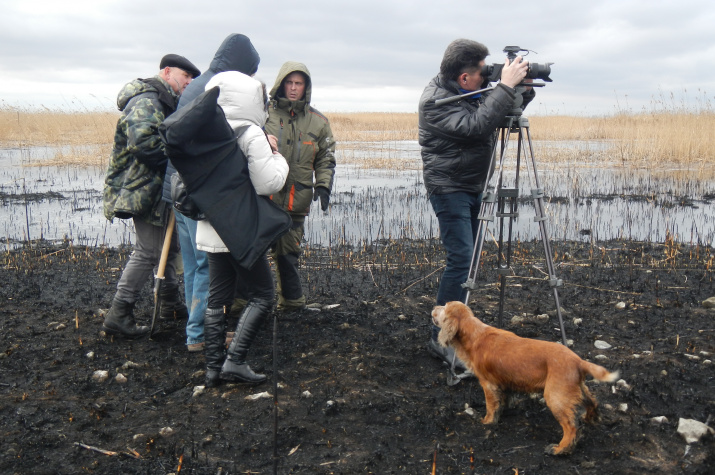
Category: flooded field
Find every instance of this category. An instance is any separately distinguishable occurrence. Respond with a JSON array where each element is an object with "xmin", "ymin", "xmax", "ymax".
[{"xmin": 2, "ymin": 140, "xmax": 715, "ymax": 251}]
